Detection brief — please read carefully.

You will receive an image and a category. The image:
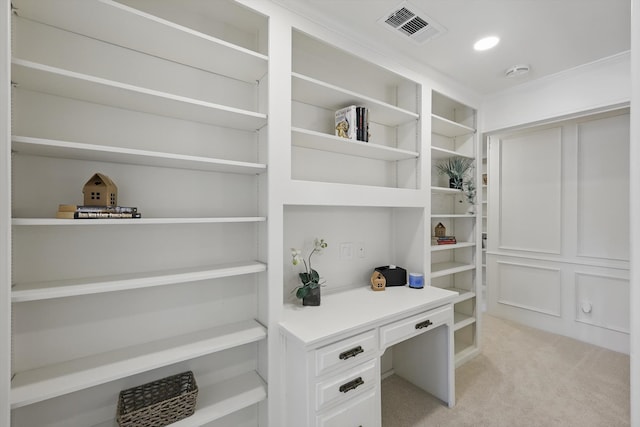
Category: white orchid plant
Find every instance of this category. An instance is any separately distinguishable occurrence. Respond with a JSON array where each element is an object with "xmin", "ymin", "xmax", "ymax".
[{"xmin": 291, "ymin": 238, "xmax": 328, "ymax": 299}]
